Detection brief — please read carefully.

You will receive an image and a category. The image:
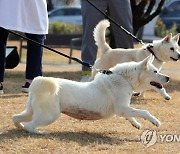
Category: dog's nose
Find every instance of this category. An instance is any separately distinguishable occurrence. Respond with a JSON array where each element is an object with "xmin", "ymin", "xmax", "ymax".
[
  {"xmin": 179, "ymin": 54, "xmax": 180, "ymax": 59},
  {"xmin": 166, "ymin": 76, "xmax": 170, "ymax": 82}
]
